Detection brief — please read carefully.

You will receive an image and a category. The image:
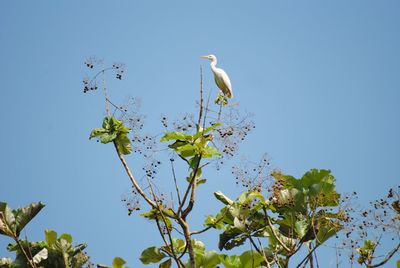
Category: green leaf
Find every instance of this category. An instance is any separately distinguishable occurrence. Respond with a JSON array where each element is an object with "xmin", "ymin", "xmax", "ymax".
[
  {"xmin": 139, "ymin": 247, "xmax": 166, "ymax": 264},
  {"xmin": 8, "ymin": 202, "xmax": 45, "ymax": 237},
  {"xmin": 90, "ymin": 117, "xmax": 132, "ymax": 155},
  {"xmin": 201, "ymin": 146, "xmax": 221, "ymax": 158},
  {"xmin": 99, "ymin": 132, "xmax": 118, "ymax": 143},
  {"xmin": 239, "ymin": 250, "xmax": 265, "ymax": 268},
  {"xmin": 45, "ymin": 229, "xmax": 57, "ymax": 245},
  {"xmin": 219, "ymin": 254, "xmax": 241, "ymax": 268},
  {"xmin": 168, "ymin": 140, "xmax": 187, "ymax": 150},
  {"xmin": 159, "ymin": 258, "xmax": 171, "ymax": 268},
  {"xmin": 316, "ymin": 222, "xmax": 342, "ymax": 246},
  {"xmin": 59, "ymin": 233, "xmax": 73, "ymax": 244},
  {"xmin": 160, "ymin": 132, "xmax": 191, "ymax": 142},
  {"xmin": 397, "ymin": 259, "xmax": 400, "ymax": 268},
  {"xmin": 115, "ymin": 133, "xmax": 132, "ymax": 155},
  {"xmin": 294, "ymin": 219, "xmax": 308, "ymax": 239},
  {"xmin": 200, "ymin": 251, "xmax": 221, "ymax": 268},
  {"xmin": 89, "ymin": 128, "xmax": 107, "ymax": 139},
  {"xmin": 176, "ymin": 144, "xmax": 197, "ymax": 158},
  {"xmin": 214, "ymin": 191, "xmax": 234, "ymax": 205},
  {"xmin": 188, "ymin": 155, "xmax": 200, "ymax": 169},
  {"xmin": 193, "ymin": 123, "xmax": 221, "ymax": 139},
  {"xmin": 112, "ymin": 257, "xmax": 126, "ymax": 268}
]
